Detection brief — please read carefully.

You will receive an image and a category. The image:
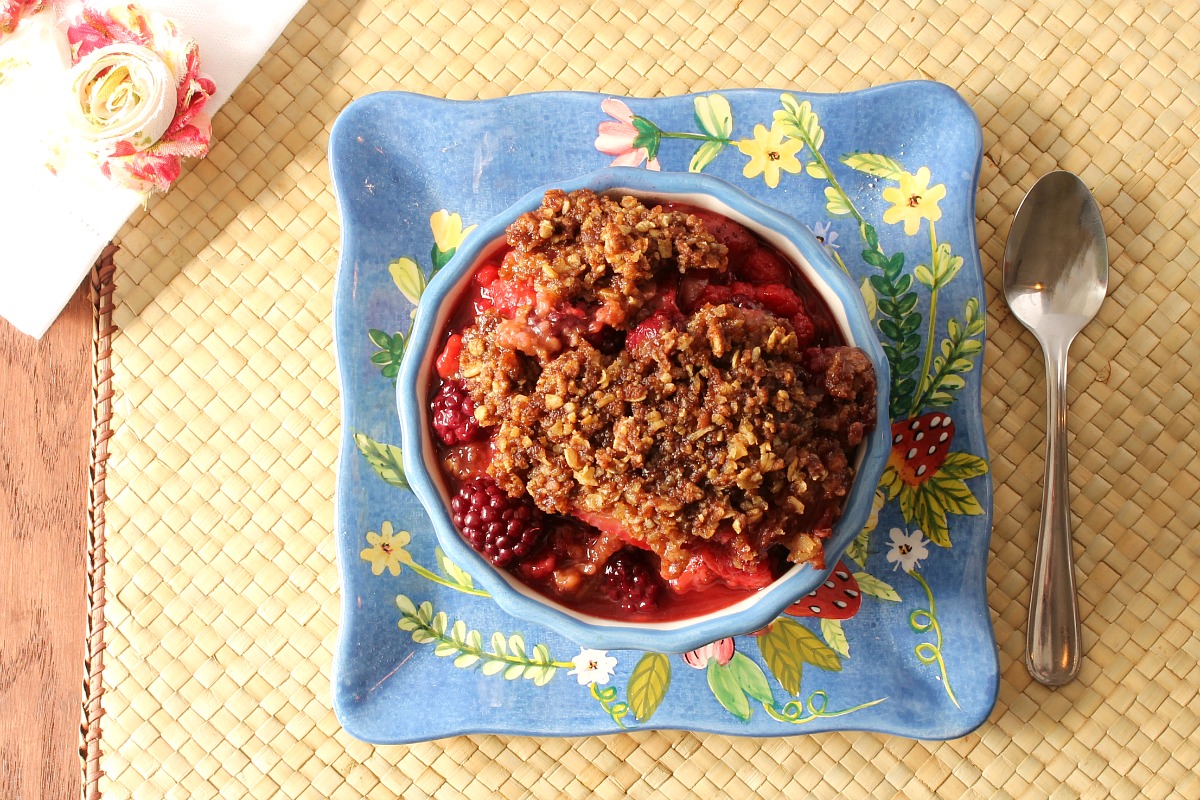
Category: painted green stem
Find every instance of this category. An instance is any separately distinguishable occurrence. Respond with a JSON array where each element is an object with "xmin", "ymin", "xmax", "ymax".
[
  {"xmin": 590, "ymin": 683, "xmax": 631, "ymax": 729},
  {"xmin": 911, "ymin": 220, "xmax": 941, "ymax": 418},
  {"xmin": 790, "ymin": 130, "xmax": 875, "ymax": 247},
  {"xmin": 660, "ymin": 131, "xmax": 734, "ymax": 144},
  {"xmin": 909, "ymin": 570, "xmax": 959, "ymax": 708},
  {"xmin": 407, "ymin": 561, "xmax": 490, "ymax": 597},
  {"xmin": 404, "ymin": 613, "xmax": 574, "ymax": 670},
  {"xmin": 762, "ymin": 691, "xmax": 888, "ymax": 724}
]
